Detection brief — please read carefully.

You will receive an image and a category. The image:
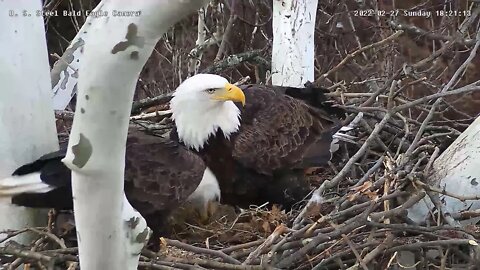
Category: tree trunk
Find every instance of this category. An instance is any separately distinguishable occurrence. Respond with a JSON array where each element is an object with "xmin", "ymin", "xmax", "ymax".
[
  {"xmin": 408, "ymin": 116, "xmax": 480, "ymax": 224},
  {"xmin": 51, "ymin": 3, "xmax": 104, "ymax": 110},
  {"xmin": 271, "ymin": 0, "xmax": 318, "ymax": 87},
  {"xmin": 187, "ymin": 7, "xmax": 207, "ymax": 77},
  {"xmin": 0, "ymin": 0, "xmax": 58, "ymax": 243},
  {"xmin": 60, "ymin": 1, "xmax": 210, "ymax": 269}
]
